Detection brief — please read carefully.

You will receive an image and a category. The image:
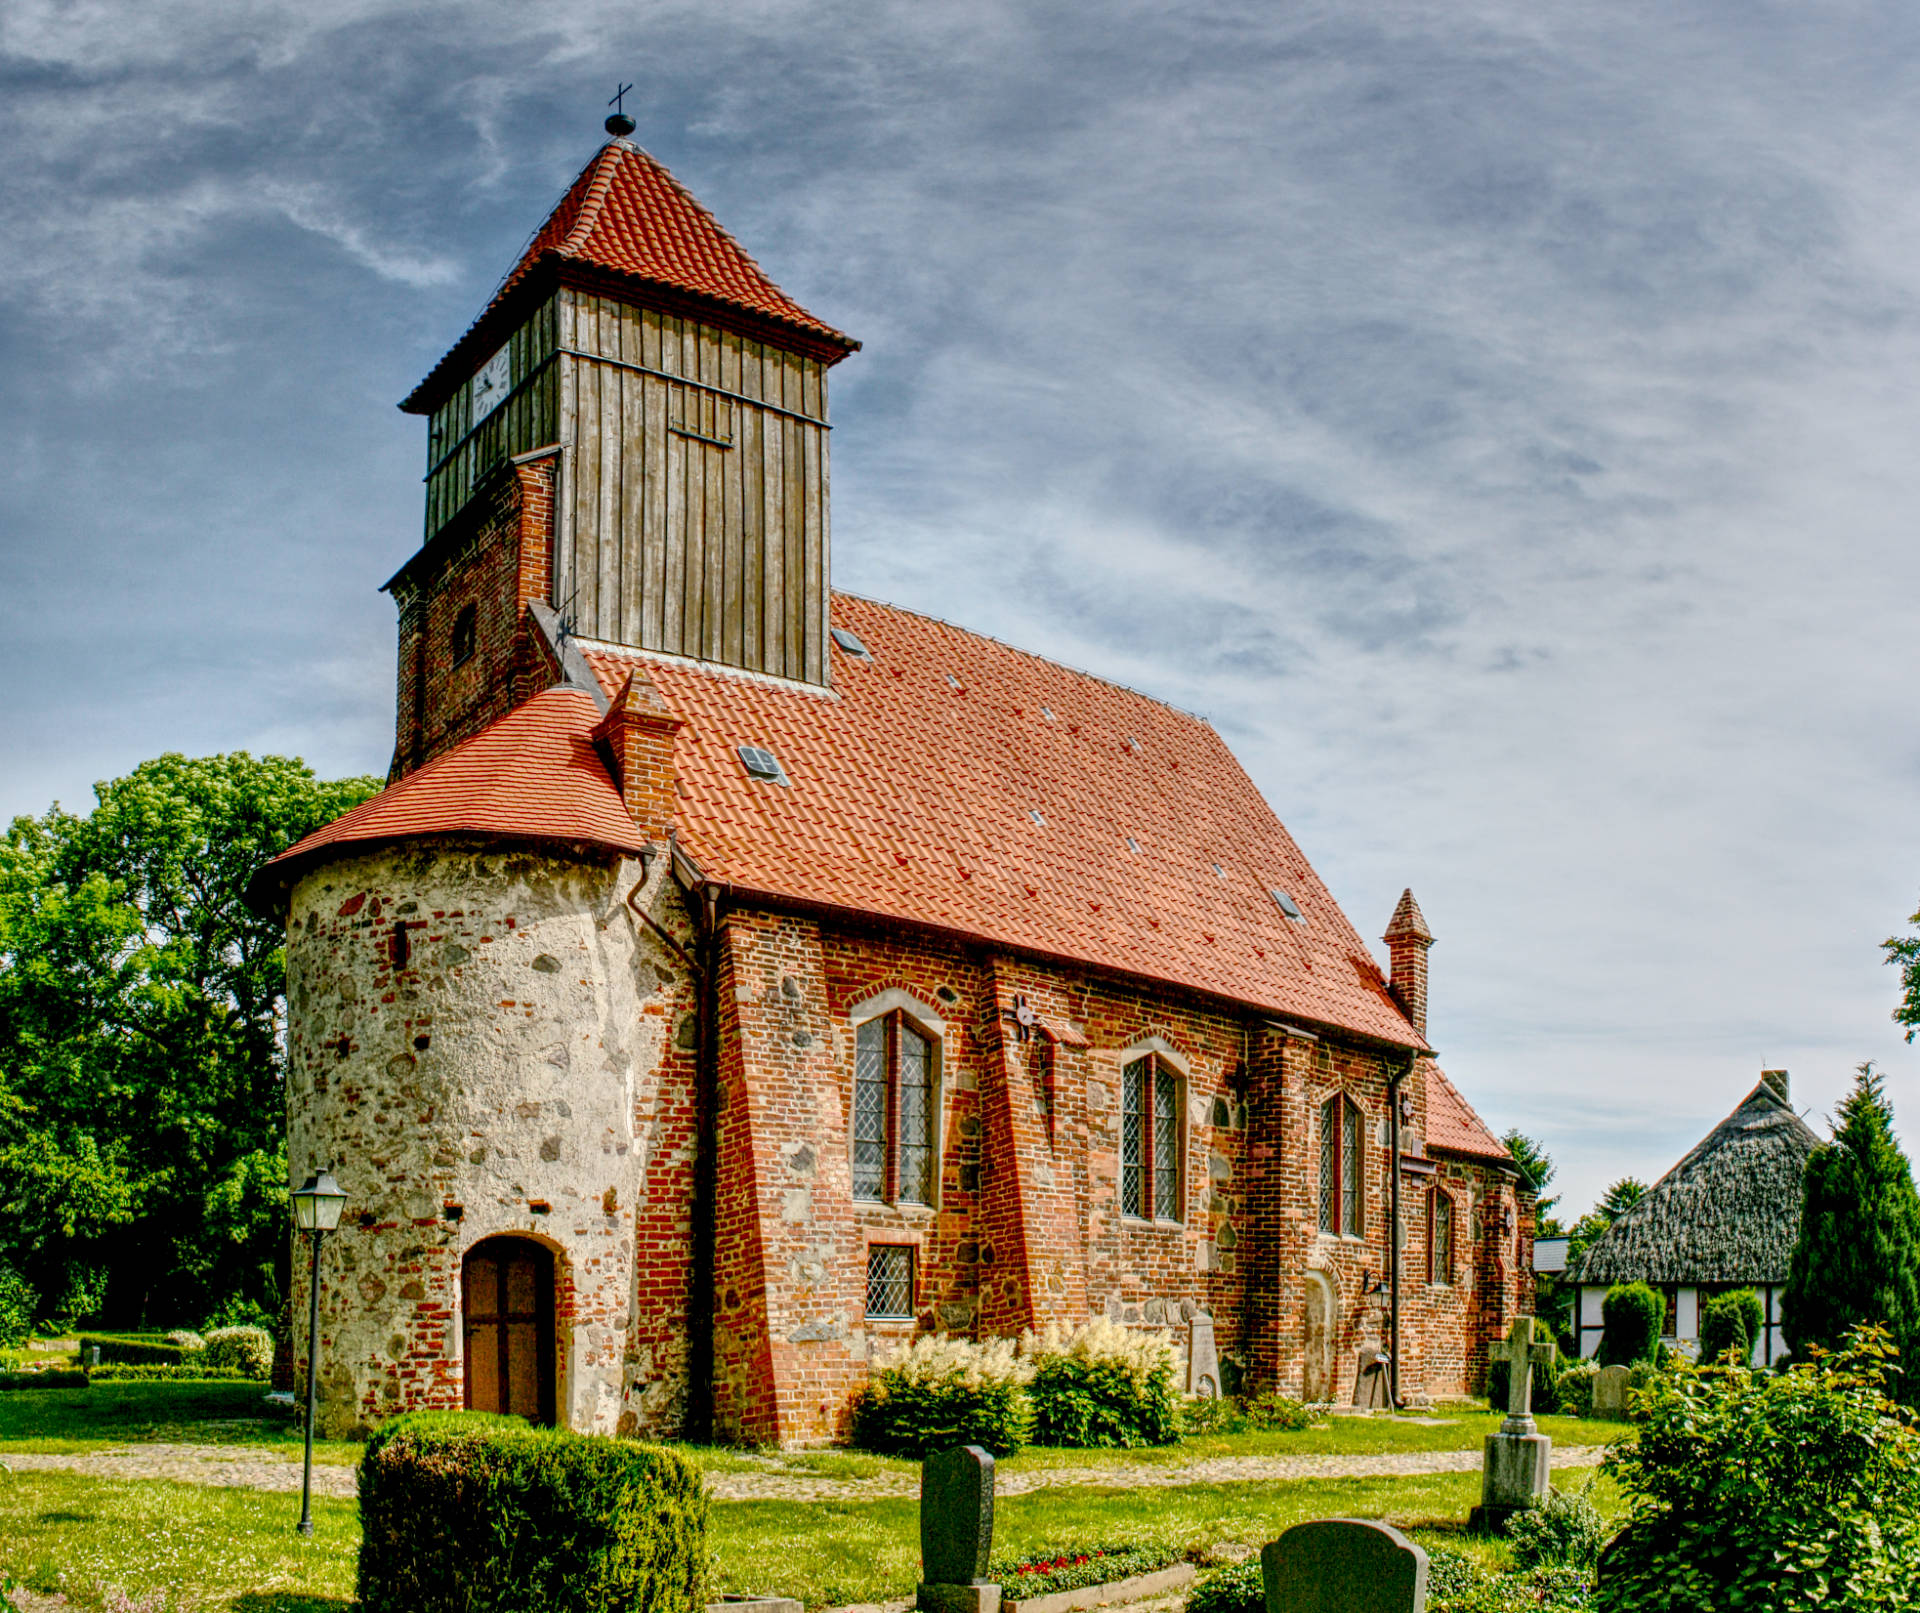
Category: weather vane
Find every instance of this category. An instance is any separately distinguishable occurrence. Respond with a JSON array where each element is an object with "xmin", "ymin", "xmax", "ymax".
[{"xmin": 606, "ymin": 82, "xmax": 636, "ymax": 138}]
